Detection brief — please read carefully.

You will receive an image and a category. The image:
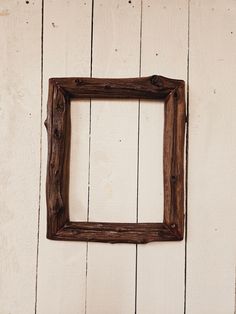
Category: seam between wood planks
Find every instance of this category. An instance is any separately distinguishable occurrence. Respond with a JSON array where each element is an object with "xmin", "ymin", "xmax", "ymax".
[
  {"xmin": 135, "ymin": 1, "xmax": 143, "ymax": 313},
  {"xmin": 85, "ymin": 1, "xmax": 94, "ymax": 313},
  {"xmin": 184, "ymin": 0, "xmax": 190, "ymax": 313},
  {"xmin": 34, "ymin": 1, "xmax": 44, "ymax": 314}
]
